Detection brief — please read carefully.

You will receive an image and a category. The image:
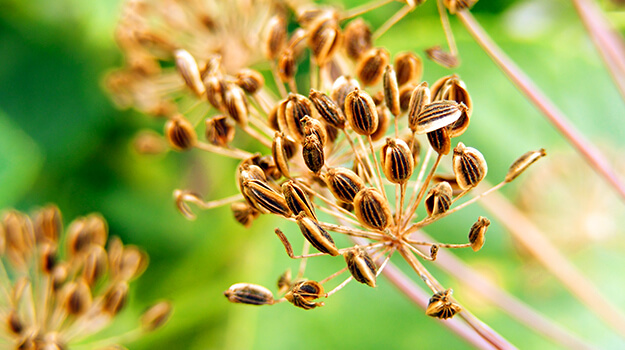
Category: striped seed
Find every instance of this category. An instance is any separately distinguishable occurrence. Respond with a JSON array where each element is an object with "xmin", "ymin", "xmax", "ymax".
[
  {"xmin": 242, "ymin": 179, "xmax": 291, "ymax": 217},
  {"xmin": 356, "ymin": 47, "xmax": 390, "ymax": 86},
  {"xmin": 309, "ymin": 89, "xmax": 346, "ymax": 129},
  {"xmin": 265, "ymin": 15, "xmax": 287, "ymax": 60},
  {"xmin": 331, "ymin": 75, "xmax": 360, "ymax": 116},
  {"xmin": 425, "ymin": 46, "xmax": 459, "ymax": 69},
  {"xmin": 165, "ymin": 115, "xmax": 197, "ymax": 151},
  {"xmin": 325, "ymin": 167, "xmax": 365, "ymax": 203},
  {"xmin": 381, "ymin": 138, "xmax": 414, "ymax": 184},
  {"xmin": 308, "ymin": 15, "xmax": 342, "ymax": 66},
  {"xmin": 285, "ymin": 280, "xmax": 325, "ymax": 310},
  {"xmin": 302, "ymin": 134, "xmax": 325, "ymax": 173},
  {"xmin": 453, "ymin": 142, "xmax": 488, "ymax": 190},
  {"xmin": 426, "ymin": 289, "xmax": 462, "ymax": 319},
  {"xmin": 343, "ymin": 18, "xmax": 372, "ymax": 60},
  {"xmin": 231, "ymin": 201, "xmax": 260, "ymax": 228},
  {"xmin": 426, "ymin": 126, "xmax": 451, "ymax": 155},
  {"xmin": 354, "ymin": 188, "xmax": 393, "ymax": 230},
  {"xmin": 394, "ymin": 52, "xmax": 423, "ymax": 87},
  {"xmin": 345, "ymin": 88, "xmax": 379, "ymax": 136},
  {"xmin": 296, "ymin": 212, "xmax": 339, "ymax": 256},
  {"xmin": 414, "ymin": 100, "xmax": 465, "ymax": 135},
  {"xmin": 425, "ymin": 182, "xmax": 453, "ymax": 216},
  {"xmin": 282, "ymin": 181, "xmax": 317, "ymax": 221},
  {"xmin": 505, "ymin": 149, "xmax": 547, "ymax": 183},
  {"xmin": 407, "ymin": 82, "xmax": 431, "ymax": 133},
  {"xmin": 344, "ymin": 246, "xmax": 378, "ymax": 287},
  {"xmin": 224, "ymin": 84, "xmax": 249, "ymax": 127},
  {"xmin": 224, "ymin": 283, "xmax": 275, "ymax": 305},
  {"xmin": 205, "ymin": 115, "xmax": 235, "ymax": 147},
  {"xmin": 383, "ymin": 65, "xmax": 401, "ymax": 117},
  {"xmin": 272, "ymin": 132, "xmax": 292, "ymax": 179},
  {"xmin": 174, "ymin": 49, "xmax": 205, "ymax": 97},
  {"xmin": 235, "ymin": 68, "xmax": 265, "ymax": 94},
  {"xmin": 468, "ymin": 216, "xmax": 490, "ymax": 252}
]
